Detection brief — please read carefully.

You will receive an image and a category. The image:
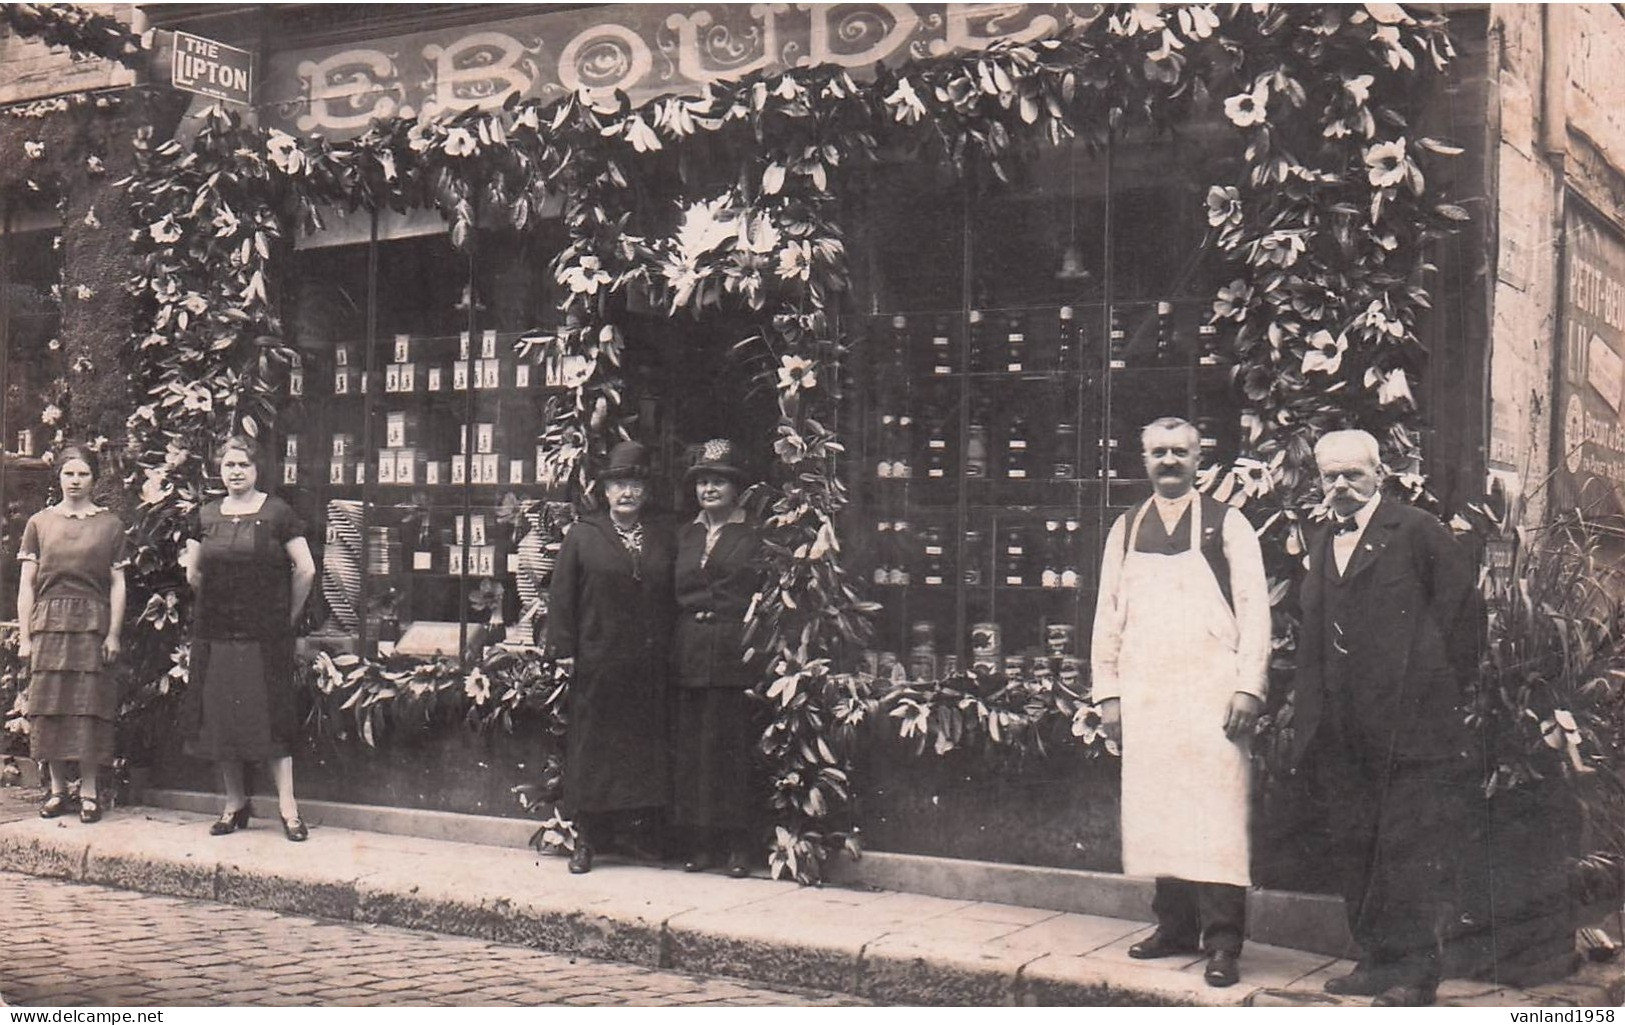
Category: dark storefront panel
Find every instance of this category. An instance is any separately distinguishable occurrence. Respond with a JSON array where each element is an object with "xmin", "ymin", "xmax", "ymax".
[{"xmin": 847, "ymin": 128, "xmax": 1240, "ymax": 687}]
